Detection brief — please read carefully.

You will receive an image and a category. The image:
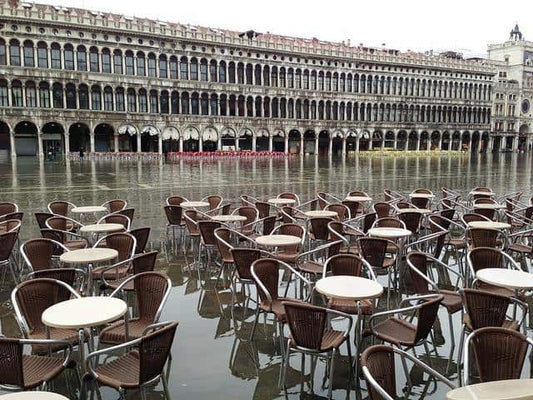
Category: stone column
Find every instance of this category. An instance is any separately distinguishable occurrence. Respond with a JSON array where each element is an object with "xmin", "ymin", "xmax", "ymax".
[
  {"xmin": 393, "ymin": 135, "xmax": 397, "ymax": 150},
  {"xmin": 416, "ymin": 136, "xmax": 421, "ymax": 151},
  {"xmin": 179, "ymin": 137, "xmax": 184, "ymax": 152},
  {"xmin": 114, "ymin": 134, "xmax": 119, "ymax": 153},
  {"xmin": 284, "ymin": 136, "xmax": 289, "ymax": 154},
  {"xmin": 405, "ymin": 138, "xmax": 409, "ymax": 151},
  {"xmin": 314, "ymin": 137, "xmax": 319, "ymax": 155},
  {"xmin": 10, "ymin": 133, "xmax": 16, "ymax": 158},
  {"xmin": 328, "ymin": 137, "xmax": 333, "ymax": 156},
  {"xmin": 158, "ymin": 134, "xmax": 163, "ymax": 155},
  {"xmin": 136, "ymin": 134, "xmax": 141, "ymax": 153},
  {"xmin": 235, "ymin": 136, "xmax": 239, "ymax": 151},
  {"xmin": 199, "ymin": 138, "xmax": 203, "ymax": 152},
  {"xmin": 217, "ymin": 135, "xmax": 222, "ymax": 151},
  {"xmin": 369, "ymin": 138, "xmax": 373, "ymax": 150},
  {"xmin": 300, "ymin": 137, "xmax": 304, "ymax": 155},
  {"xmin": 90, "ymin": 133, "xmax": 96, "ymax": 153},
  {"xmin": 342, "ymin": 137, "xmax": 347, "ymax": 155},
  {"xmin": 64, "ymin": 133, "xmax": 70, "ymax": 155},
  {"xmin": 268, "ymin": 135, "xmax": 273, "ymax": 152},
  {"xmin": 37, "ymin": 133, "xmax": 43, "ymax": 159},
  {"xmin": 355, "ymin": 138, "xmax": 360, "ymax": 152},
  {"xmin": 252, "ymin": 135, "xmax": 257, "ymax": 152}
]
